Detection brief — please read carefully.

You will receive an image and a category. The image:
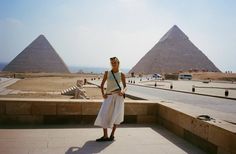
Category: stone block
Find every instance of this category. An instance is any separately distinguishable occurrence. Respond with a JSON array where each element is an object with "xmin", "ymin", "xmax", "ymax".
[
  {"xmin": 208, "ymin": 125, "xmax": 236, "ymax": 153},
  {"xmin": 167, "ymin": 108, "xmax": 180, "ymax": 123},
  {"xmin": 81, "ymin": 102, "xmax": 101, "ymax": 115},
  {"xmin": 0, "ymin": 102, "xmax": 5, "ymax": 115},
  {"xmin": 137, "ymin": 115, "xmax": 157, "ymax": 124},
  {"xmin": 0, "ymin": 115, "xmax": 43, "ymax": 124},
  {"xmin": 157, "ymin": 105, "xmax": 168, "ymax": 118},
  {"xmin": 6, "ymin": 102, "xmax": 31, "ymax": 115},
  {"xmin": 57, "ymin": 103, "xmax": 82, "ymax": 115},
  {"xmin": 178, "ymin": 112, "xmax": 193, "ymax": 131},
  {"xmin": 81, "ymin": 115, "xmax": 96, "ymax": 124},
  {"xmin": 184, "ymin": 129, "xmax": 217, "ymax": 154},
  {"xmin": 125, "ymin": 103, "xmax": 148, "ymax": 115},
  {"xmin": 159, "ymin": 117, "xmax": 184, "ymax": 137},
  {"xmin": 17, "ymin": 115, "xmax": 43, "ymax": 124},
  {"xmin": 44, "ymin": 115, "xmax": 82, "ymax": 124},
  {"xmin": 124, "ymin": 115, "xmax": 137, "ymax": 123},
  {"xmin": 158, "ymin": 105, "xmax": 180, "ymax": 124},
  {"xmin": 0, "ymin": 115, "xmax": 7, "ymax": 124},
  {"xmin": 0, "ymin": 115, "xmax": 18, "ymax": 124},
  {"xmin": 147, "ymin": 104, "xmax": 158, "ymax": 115},
  {"xmin": 32, "ymin": 102, "xmax": 56, "ymax": 115},
  {"xmin": 190, "ymin": 119, "xmax": 209, "ymax": 140},
  {"xmin": 217, "ymin": 146, "xmax": 233, "ymax": 154}
]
